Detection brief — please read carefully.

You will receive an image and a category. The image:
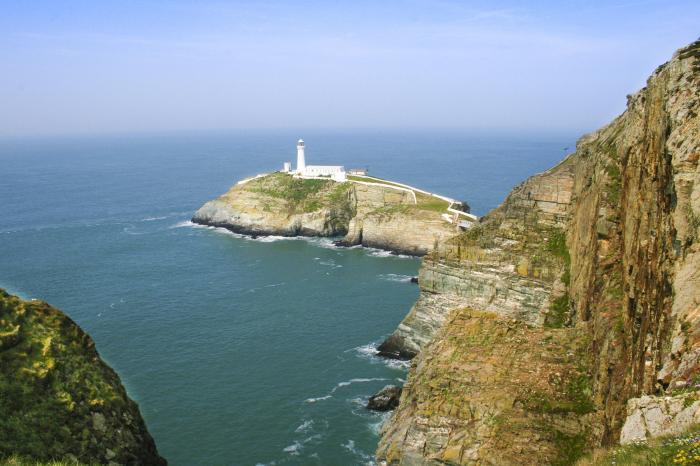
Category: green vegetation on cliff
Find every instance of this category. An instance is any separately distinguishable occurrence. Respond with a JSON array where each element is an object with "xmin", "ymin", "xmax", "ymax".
[
  {"xmin": 0, "ymin": 289, "xmax": 165, "ymax": 465},
  {"xmin": 577, "ymin": 425, "xmax": 700, "ymax": 465},
  {"xmin": 245, "ymin": 172, "xmax": 351, "ymax": 213},
  {"xmin": 348, "ymin": 174, "xmax": 451, "ymax": 213},
  {"xmin": 1, "ymin": 455, "xmax": 86, "ymax": 466}
]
